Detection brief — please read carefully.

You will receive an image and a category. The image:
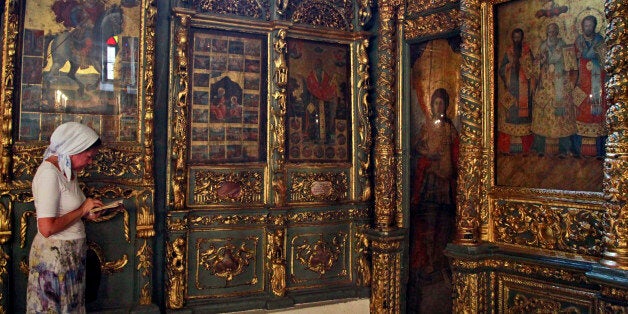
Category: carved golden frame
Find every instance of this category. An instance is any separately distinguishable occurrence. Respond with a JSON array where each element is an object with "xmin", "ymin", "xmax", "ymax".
[
  {"xmin": 0, "ymin": 0, "xmax": 157, "ymax": 311},
  {"xmin": 476, "ymin": 0, "xmax": 608, "ymax": 259}
]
